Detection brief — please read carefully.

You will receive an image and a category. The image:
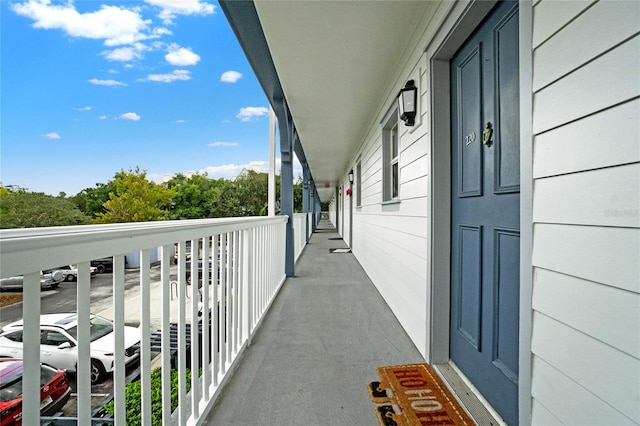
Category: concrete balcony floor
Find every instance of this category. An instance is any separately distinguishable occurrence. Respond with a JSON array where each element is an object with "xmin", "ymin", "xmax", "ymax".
[{"xmin": 203, "ymin": 220, "xmax": 424, "ymax": 425}]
